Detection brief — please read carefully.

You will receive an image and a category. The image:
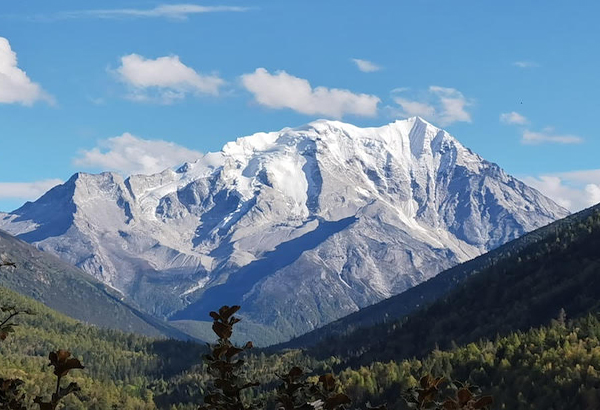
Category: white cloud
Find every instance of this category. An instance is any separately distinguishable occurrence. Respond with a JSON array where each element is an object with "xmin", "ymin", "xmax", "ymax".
[
  {"xmin": 0, "ymin": 37, "xmax": 53, "ymax": 105},
  {"xmin": 392, "ymin": 98, "xmax": 436, "ymax": 119},
  {"xmin": 114, "ymin": 54, "xmax": 224, "ymax": 104},
  {"xmin": 241, "ymin": 68, "xmax": 380, "ymax": 118},
  {"xmin": 73, "ymin": 133, "xmax": 202, "ymax": 175},
  {"xmin": 392, "ymin": 86, "xmax": 472, "ymax": 126},
  {"xmin": 521, "ymin": 129, "xmax": 583, "ymax": 145},
  {"xmin": 48, "ymin": 4, "xmax": 249, "ymax": 20},
  {"xmin": 513, "ymin": 61, "xmax": 539, "ymax": 68},
  {"xmin": 0, "ymin": 179, "xmax": 62, "ymax": 200},
  {"xmin": 523, "ymin": 170, "xmax": 600, "ymax": 212},
  {"xmin": 351, "ymin": 58, "xmax": 381, "ymax": 73},
  {"xmin": 500, "ymin": 113, "xmax": 582, "ymax": 145},
  {"xmin": 500, "ymin": 111, "xmax": 528, "ymax": 125}
]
